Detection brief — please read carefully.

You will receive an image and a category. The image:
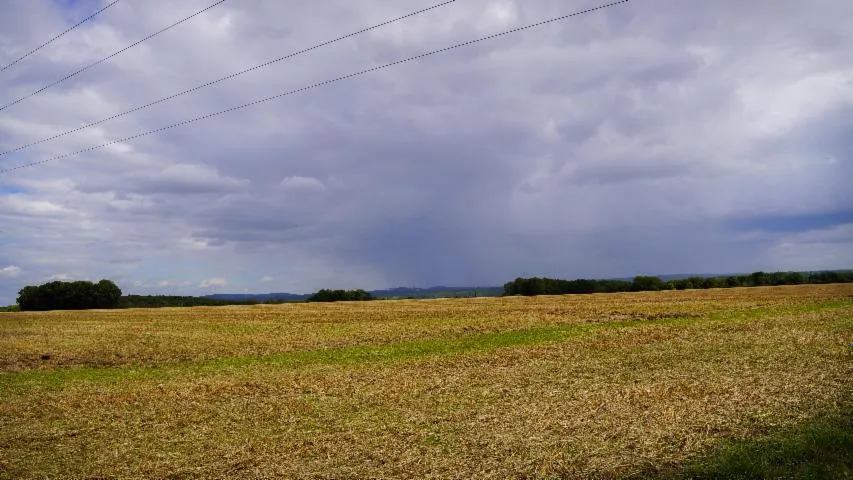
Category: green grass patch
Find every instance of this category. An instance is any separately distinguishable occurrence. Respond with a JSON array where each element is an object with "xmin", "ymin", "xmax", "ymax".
[{"xmin": 659, "ymin": 405, "xmax": 853, "ymax": 479}]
